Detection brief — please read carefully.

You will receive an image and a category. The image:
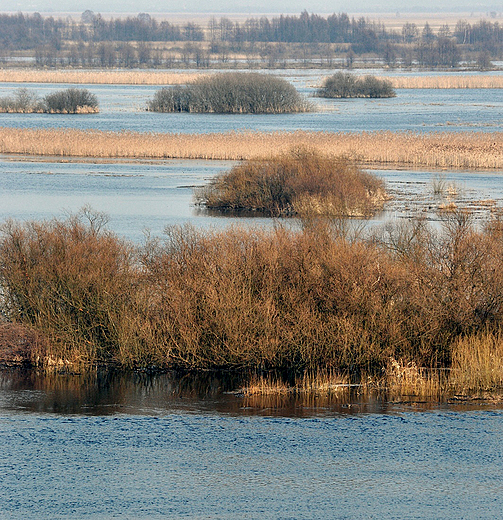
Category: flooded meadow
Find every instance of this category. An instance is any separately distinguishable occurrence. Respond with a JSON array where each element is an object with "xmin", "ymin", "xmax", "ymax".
[{"xmin": 1, "ymin": 70, "xmax": 503, "ymax": 518}]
